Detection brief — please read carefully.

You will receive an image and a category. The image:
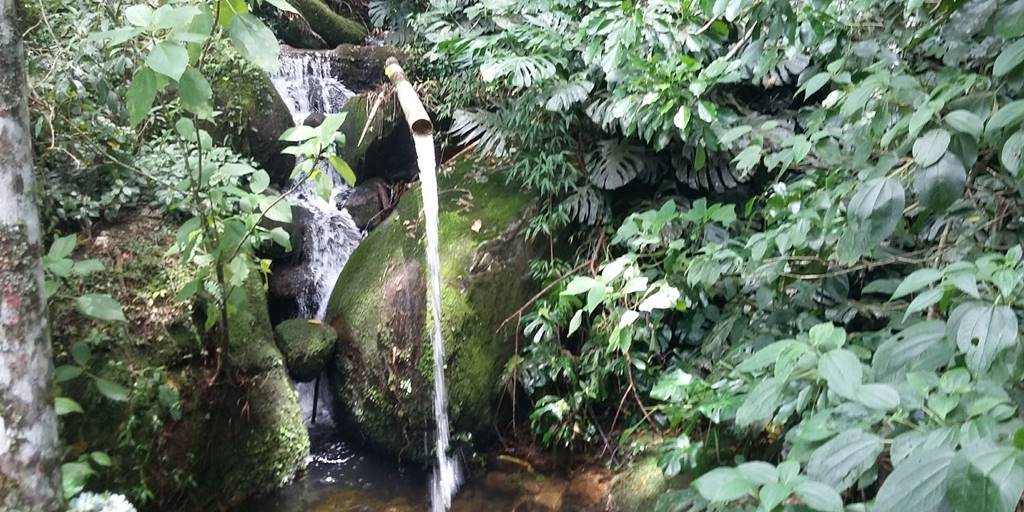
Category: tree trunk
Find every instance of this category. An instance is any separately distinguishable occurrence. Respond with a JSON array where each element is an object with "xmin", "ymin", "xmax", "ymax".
[{"xmin": 0, "ymin": 0, "xmax": 63, "ymax": 509}]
